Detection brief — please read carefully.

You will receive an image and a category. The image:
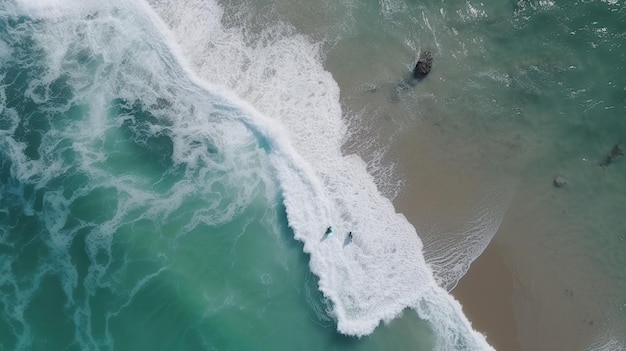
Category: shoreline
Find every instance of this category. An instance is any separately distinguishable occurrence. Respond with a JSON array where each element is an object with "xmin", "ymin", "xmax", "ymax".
[
  {"xmin": 451, "ymin": 242, "xmax": 523, "ymax": 351},
  {"xmin": 389, "ymin": 118, "xmax": 524, "ymax": 351}
]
